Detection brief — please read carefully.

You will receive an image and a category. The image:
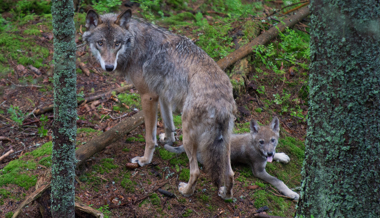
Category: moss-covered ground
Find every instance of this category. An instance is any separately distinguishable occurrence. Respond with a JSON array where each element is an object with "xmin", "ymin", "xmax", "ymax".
[{"xmin": 0, "ymin": 0, "xmax": 309, "ymax": 217}]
